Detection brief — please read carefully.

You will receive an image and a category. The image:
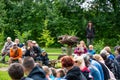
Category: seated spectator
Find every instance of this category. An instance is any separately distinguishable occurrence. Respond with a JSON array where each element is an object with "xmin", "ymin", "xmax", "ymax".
[
  {"xmin": 40, "ymin": 50, "xmax": 49, "ymax": 66},
  {"xmin": 82, "ymin": 54, "xmax": 102, "ymax": 80},
  {"xmin": 88, "ymin": 45, "xmax": 96, "ymax": 55},
  {"xmin": 88, "ymin": 54, "xmax": 104, "ymax": 80},
  {"xmin": 61, "ymin": 56, "xmax": 87, "ymax": 80},
  {"xmin": 55, "ymin": 69, "xmax": 65, "ymax": 80},
  {"xmin": 22, "ymin": 57, "xmax": 47, "ymax": 80},
  {"xmin": 93, "ymin": 54, "xmax": 111, "ymax": 80},
  {"xmin": 93, "ymin": 54, "xmax": 116, "ymax": 80},
  {"xmin": 49, "ymin": 68, "xmax": 56, "ymax": 80},
  {"xmin": 24, "ymin": 40, "xmax": 41, "ymax": 61},
  {"xmin": 100, "ymin": 50, "xmax": 120, "ymax": 79},
  {"xmin": 1, "ymin": 37, "xmax": 13, "ymax": 62},
  {"xmin": 8, "ymin": 63, "xmax": 33, "ymax": 80},
  {"xmin": 115, "ymin": 46, "xmax": 120, "ymax": 65},
  {"xmin": 8, "ymin": 43, "xmax": 22, "ymax": 64},
  {"xmin": 42, "ymin": 66, "xmax": 52, "ymax": 80},
  {"xmin": 104, "ymin": 46, "xmax": 115, "ymax": 60},
  {"xmin": 14, "ymin": 39, "xmax": 24, "ymax": 48},
  {"xmin": 74, "ymin": 56, "xmax": 93, "ymax": 80},
  {"xmin": 74, "ymin": 40, "xmax": 87, "ymax": 56}
]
